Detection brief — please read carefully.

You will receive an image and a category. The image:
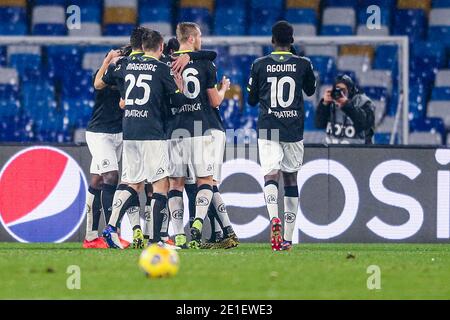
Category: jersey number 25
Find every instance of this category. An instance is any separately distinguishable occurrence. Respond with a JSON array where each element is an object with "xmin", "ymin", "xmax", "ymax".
[{"xmin": 125, "ymin": 74, "xmax": 152, "ymax": 106}]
